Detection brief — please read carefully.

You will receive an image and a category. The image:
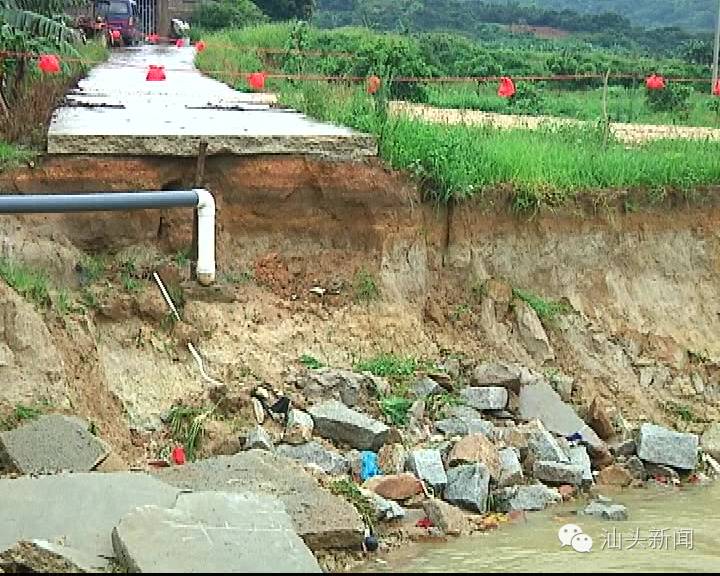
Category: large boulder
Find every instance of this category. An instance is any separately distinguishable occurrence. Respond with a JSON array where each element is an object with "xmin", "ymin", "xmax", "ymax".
[
  {"xmin": 460, "ymin": 387, "xmax": 508, "ymax": 411},
  {"xmin": 435, "ymin": 406, "xmax": 495, "ymax": 438},
  {"xmin": 568, "ymin": 446, "xmax": 593, "ymax": 486},
  {"xmin": 519, "ymin": 381, "xmax": 604, "ymax": 452},
  {"xmin": 447, "ymin": 434, "xmax": 501, "ymax": 479},
  {"xmin": 492, "ymin": 484, "xmax": 562, "ymax": 513},
  {"xmin": 364, "ymin": 473, "xmax": 421, "ymax": 501},
  {"xmin": 308, "ymin": 401, "xmax": 389, "ymax": 451},
  {"xmin": 700, "ymin": 423, "xmax": 720, "ymax": 461},
  {"xmin": 497, "ymin": 447, "xmax": 524, "ymax": 488},
  {"xmin": 524, "ymin": 420, "xmax": 571, "ymax": 463},
  {"xmin": 0, "ymin": 415, "xmax": 110, "ymax": 475},
  {"xmin": 422, "ymin": 500, "xmax": 467, "ymax": 536},
  {"xmin": 378, "ymin": 444, "xmax": 406, "ymax": 476},
  {"xmin": 157, "ymin": 451, "xmax": 364, "ymax": 550},
  {"xmin": 112, "ymin": 492, "xmax": 320, "ymax": 573},
  {"xmin": 444, "ymin": 463, "xmax": 490, "ymax": 513},
  {"xmin": 276, "ymin": 442, "xmax": 350, "ymax": 476},
  {"xmin": 636, "ymin": 423, "xmax": 698, "ymax": 471},
  {"xmin": 514, "ymin": 300, "xmax": 554, "ymax": 363},
  {"xmin": 284, "ymin": 409, "xmax": 314, "ymax": 445},
  {"xmin": 470, "ymin": 362, "xmax": 523, "ymax": 391},
  {"xmin": 532, "ymin": 461, "xmax": 584, "ymax": 486},
  {"xmin": 406, "ymin": 449, "xmax": 447, "ymax": 493},
  {"xmin": 293, "ymin": 368, "xmax": 387, "ymax": 408},
  {"xmin": 597, "ymin": 464, "xmax": 633, "ymax": 487}
]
